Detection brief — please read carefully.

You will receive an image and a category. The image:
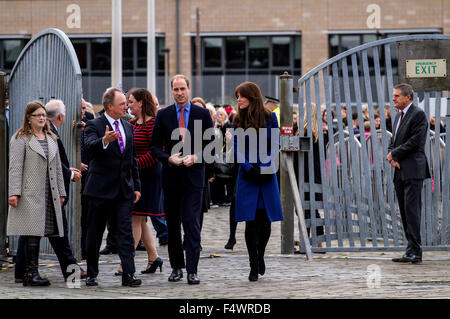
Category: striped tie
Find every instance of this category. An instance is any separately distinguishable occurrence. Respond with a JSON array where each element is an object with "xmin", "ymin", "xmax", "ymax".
[{"xmin": 113, "ymin": 120, "xmax": 124, "ymax": 153}]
